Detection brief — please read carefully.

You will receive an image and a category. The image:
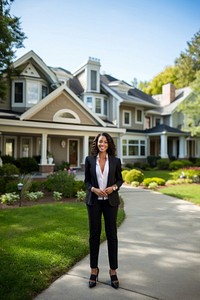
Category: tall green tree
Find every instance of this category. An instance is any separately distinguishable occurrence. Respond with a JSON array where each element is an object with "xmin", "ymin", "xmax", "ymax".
[
  {"xmin": 175, "ymin": 30, "xmax": 200, "ymax": 87},
  {"xmin": 0, "ymin": 0, "xmax": 26, "ymax": 100},
  {"xmin": 177, "ymin": 70, "xmax": 200, "ymax": 136}
]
